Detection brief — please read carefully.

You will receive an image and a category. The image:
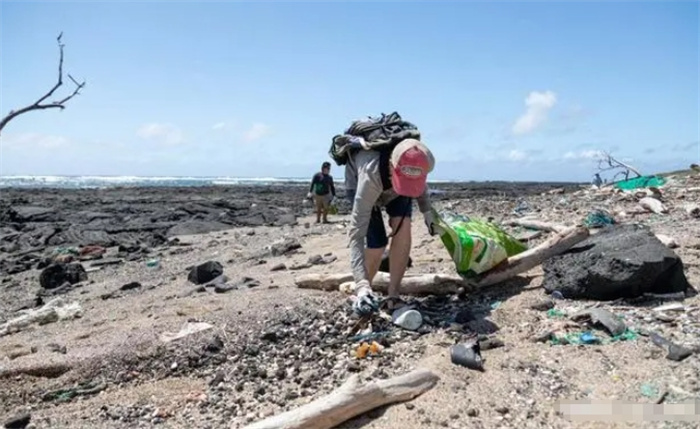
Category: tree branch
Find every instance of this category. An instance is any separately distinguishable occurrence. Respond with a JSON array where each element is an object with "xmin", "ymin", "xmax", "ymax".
[
  {"xmin": 0, "ymin": 32, "xmax": 86, "ymax": 135},
  {"xmin": 596, "ymin": 151, "xmax": 643, "ymax": 183}
]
